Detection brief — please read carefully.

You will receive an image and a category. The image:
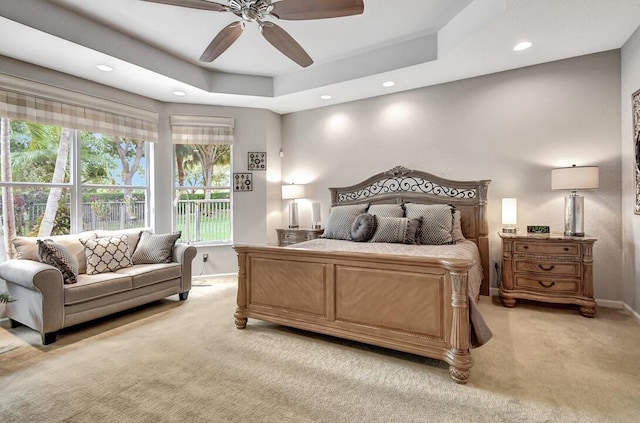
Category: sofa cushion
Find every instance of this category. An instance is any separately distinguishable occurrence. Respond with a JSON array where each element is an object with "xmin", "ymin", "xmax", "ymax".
[
  {"xmin": 132, "ymin": 231, "xmax": 181, "ymax": 264},
  {"xmin": 65, "ymin": 273, "xmax": 133, "ymax": 305},
  {"xmin": 13, "ymin": 231, "xmax": 96, "ymax": 274},
  {"xmin": 37, "ymin": 239, "xmax": 79, "ymax": 284},
  {"xmin": 81, "ymin": 235, "xmax": 133, "ymax": 275},
  {"xmin": 115, "ymin": 263, "xmax": 182, "ymax": 289}
]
